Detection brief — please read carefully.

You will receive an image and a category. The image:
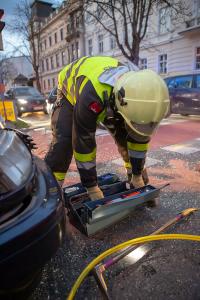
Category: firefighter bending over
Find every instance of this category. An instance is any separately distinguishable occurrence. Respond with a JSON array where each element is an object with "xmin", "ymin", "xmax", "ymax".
[{"xmin": 45, "ymin": 56, "xmax": 170, "ymax": 201}]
